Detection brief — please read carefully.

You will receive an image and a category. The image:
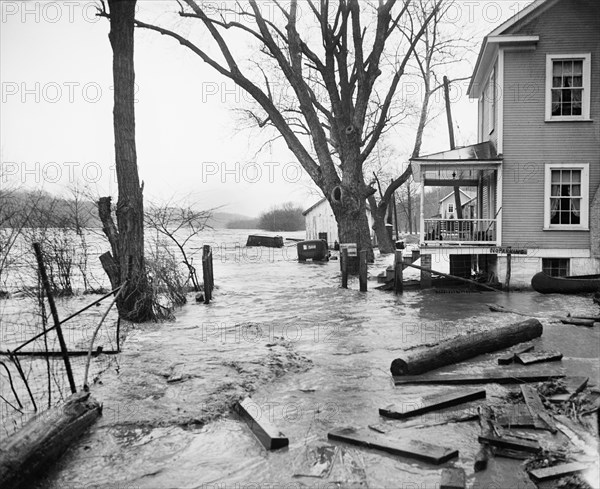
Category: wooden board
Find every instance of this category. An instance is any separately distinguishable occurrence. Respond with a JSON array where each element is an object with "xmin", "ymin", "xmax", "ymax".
[
  {"xmin": 521, "ymin": 385, "xmax": 557, "ymax": 432},
  {"xmin": 293, "ymin": 444, "xmax": 338, "ymax": 478},
  {"xmin": 516, "ymin": 350, "xmax": 563, "ymax": 365},
  {"xmin": 440, "ymin": 467, "xmax": 466, "ymax": 489},
  {"xmin": 493, "ymin": 448, "xmax": 530, "ymax": 460},
  {"xmin": 235, "ymin": 397, "xmax": 289, "ymax": 450},
  {"xmin": 393, "ymin": 371, "xmax": 565, "ymax": 385},
  {"xmin": 529, "ymin": 462, "xmax": 590, "ymax": 482},
  {"xmin": 559, "ymin": 318, "xmax": 595, "ymax": 327},
  {"xmin": 477, "ymin": 434, "xmax": 541, "ymax": 453},
  {"xmin": 380, "ymin": 389, "xmax": 486, "ymax": 419},
  {"xmin": 328, "ymin": 428, "xmax": 458, "ymax": 464},
  {"xmin": 497, "ymin": 345, "xmax": 534, "ymax": 365},
  {"xmin": 496, "ymin": 413, "xmax": 536, "ymax": 428}
]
